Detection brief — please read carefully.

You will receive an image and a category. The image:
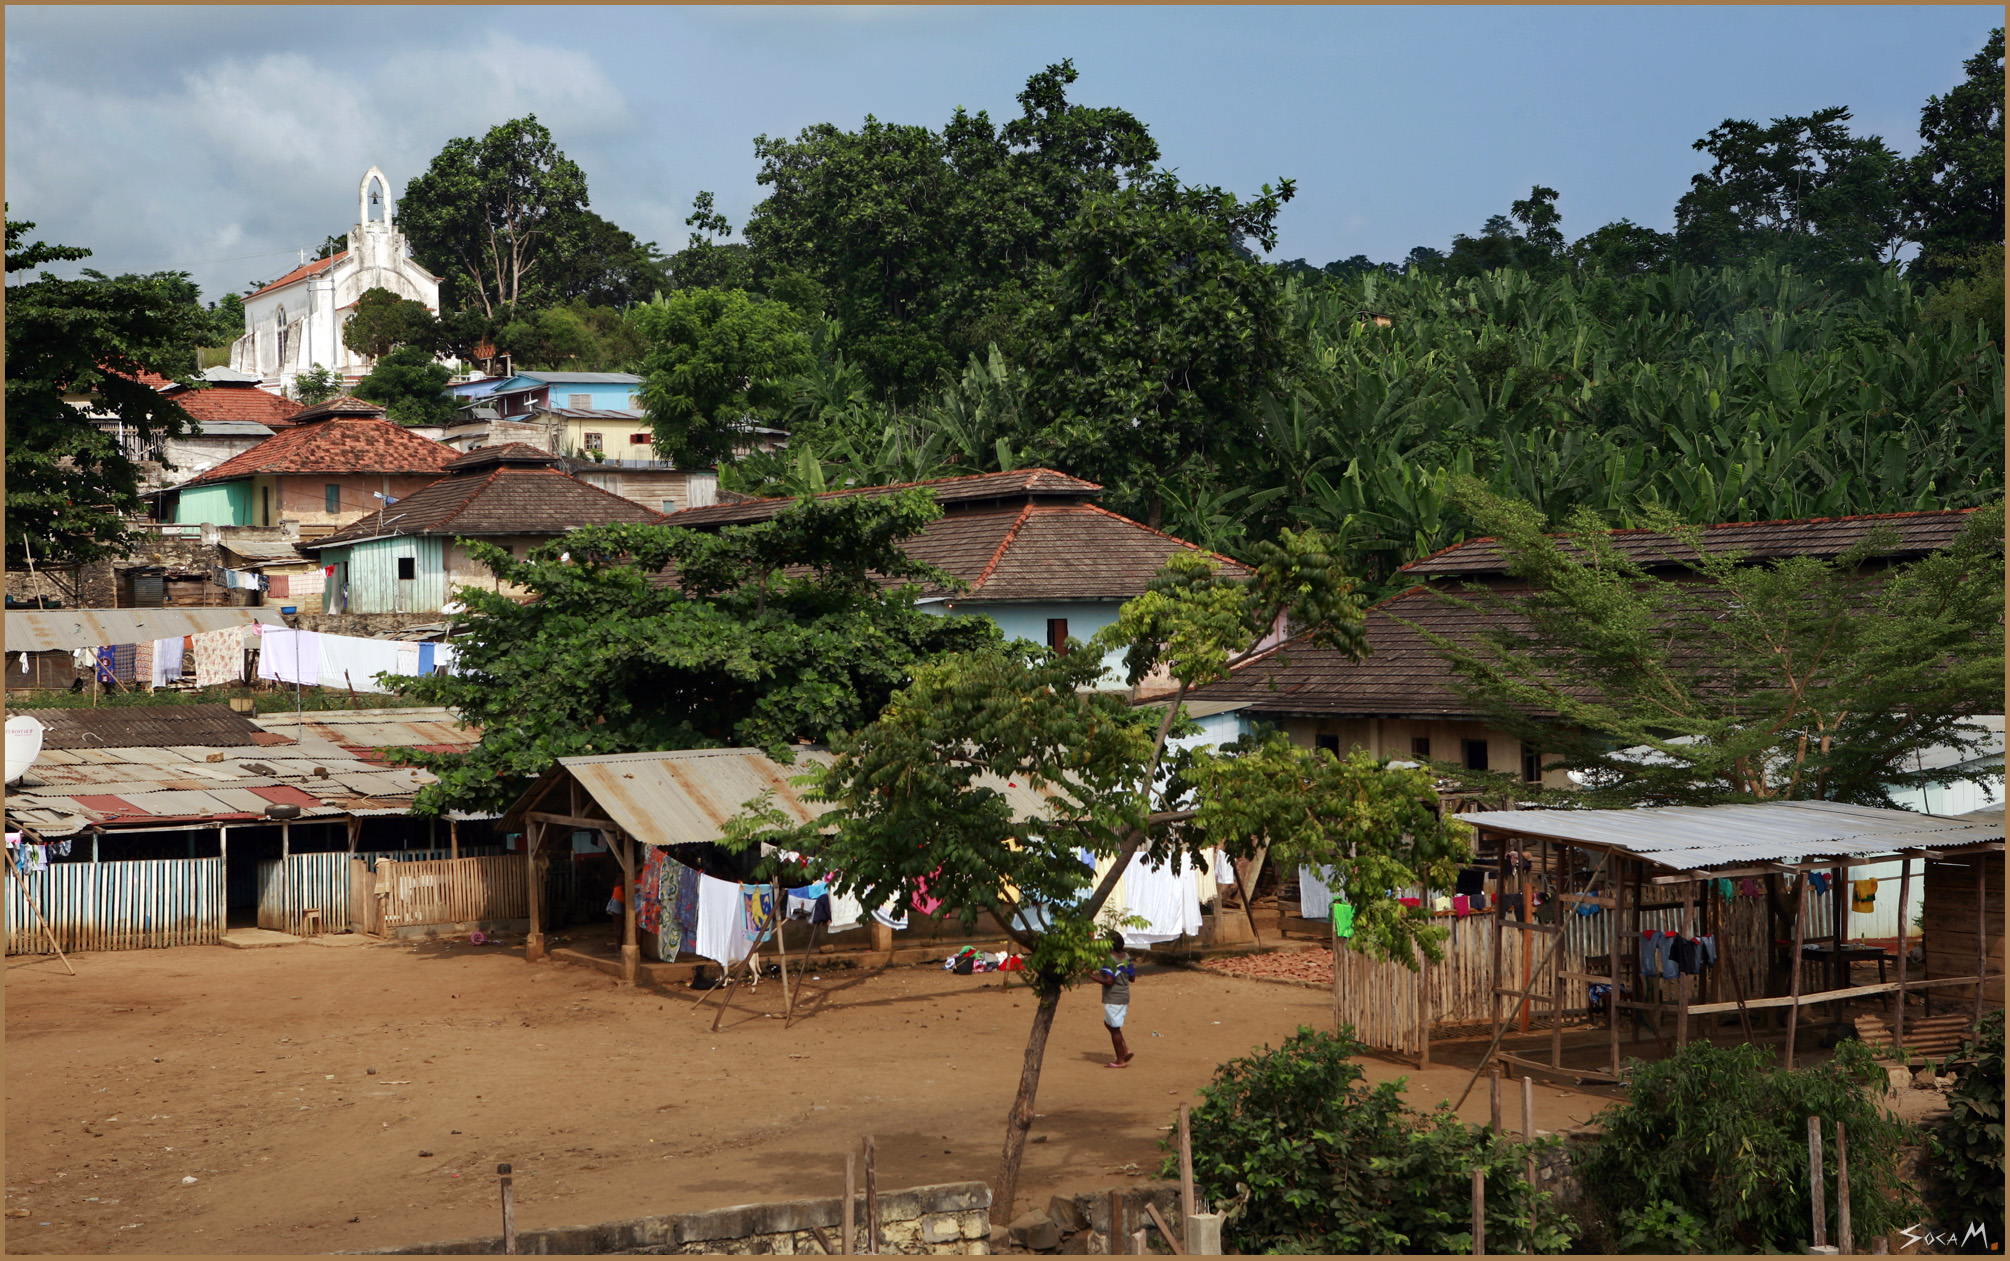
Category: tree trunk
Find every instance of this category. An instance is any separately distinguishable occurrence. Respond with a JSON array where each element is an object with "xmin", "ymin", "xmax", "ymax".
[{"xmin": 994, "ymin": 974, "xmax": 1064, "ymax": 1224}]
